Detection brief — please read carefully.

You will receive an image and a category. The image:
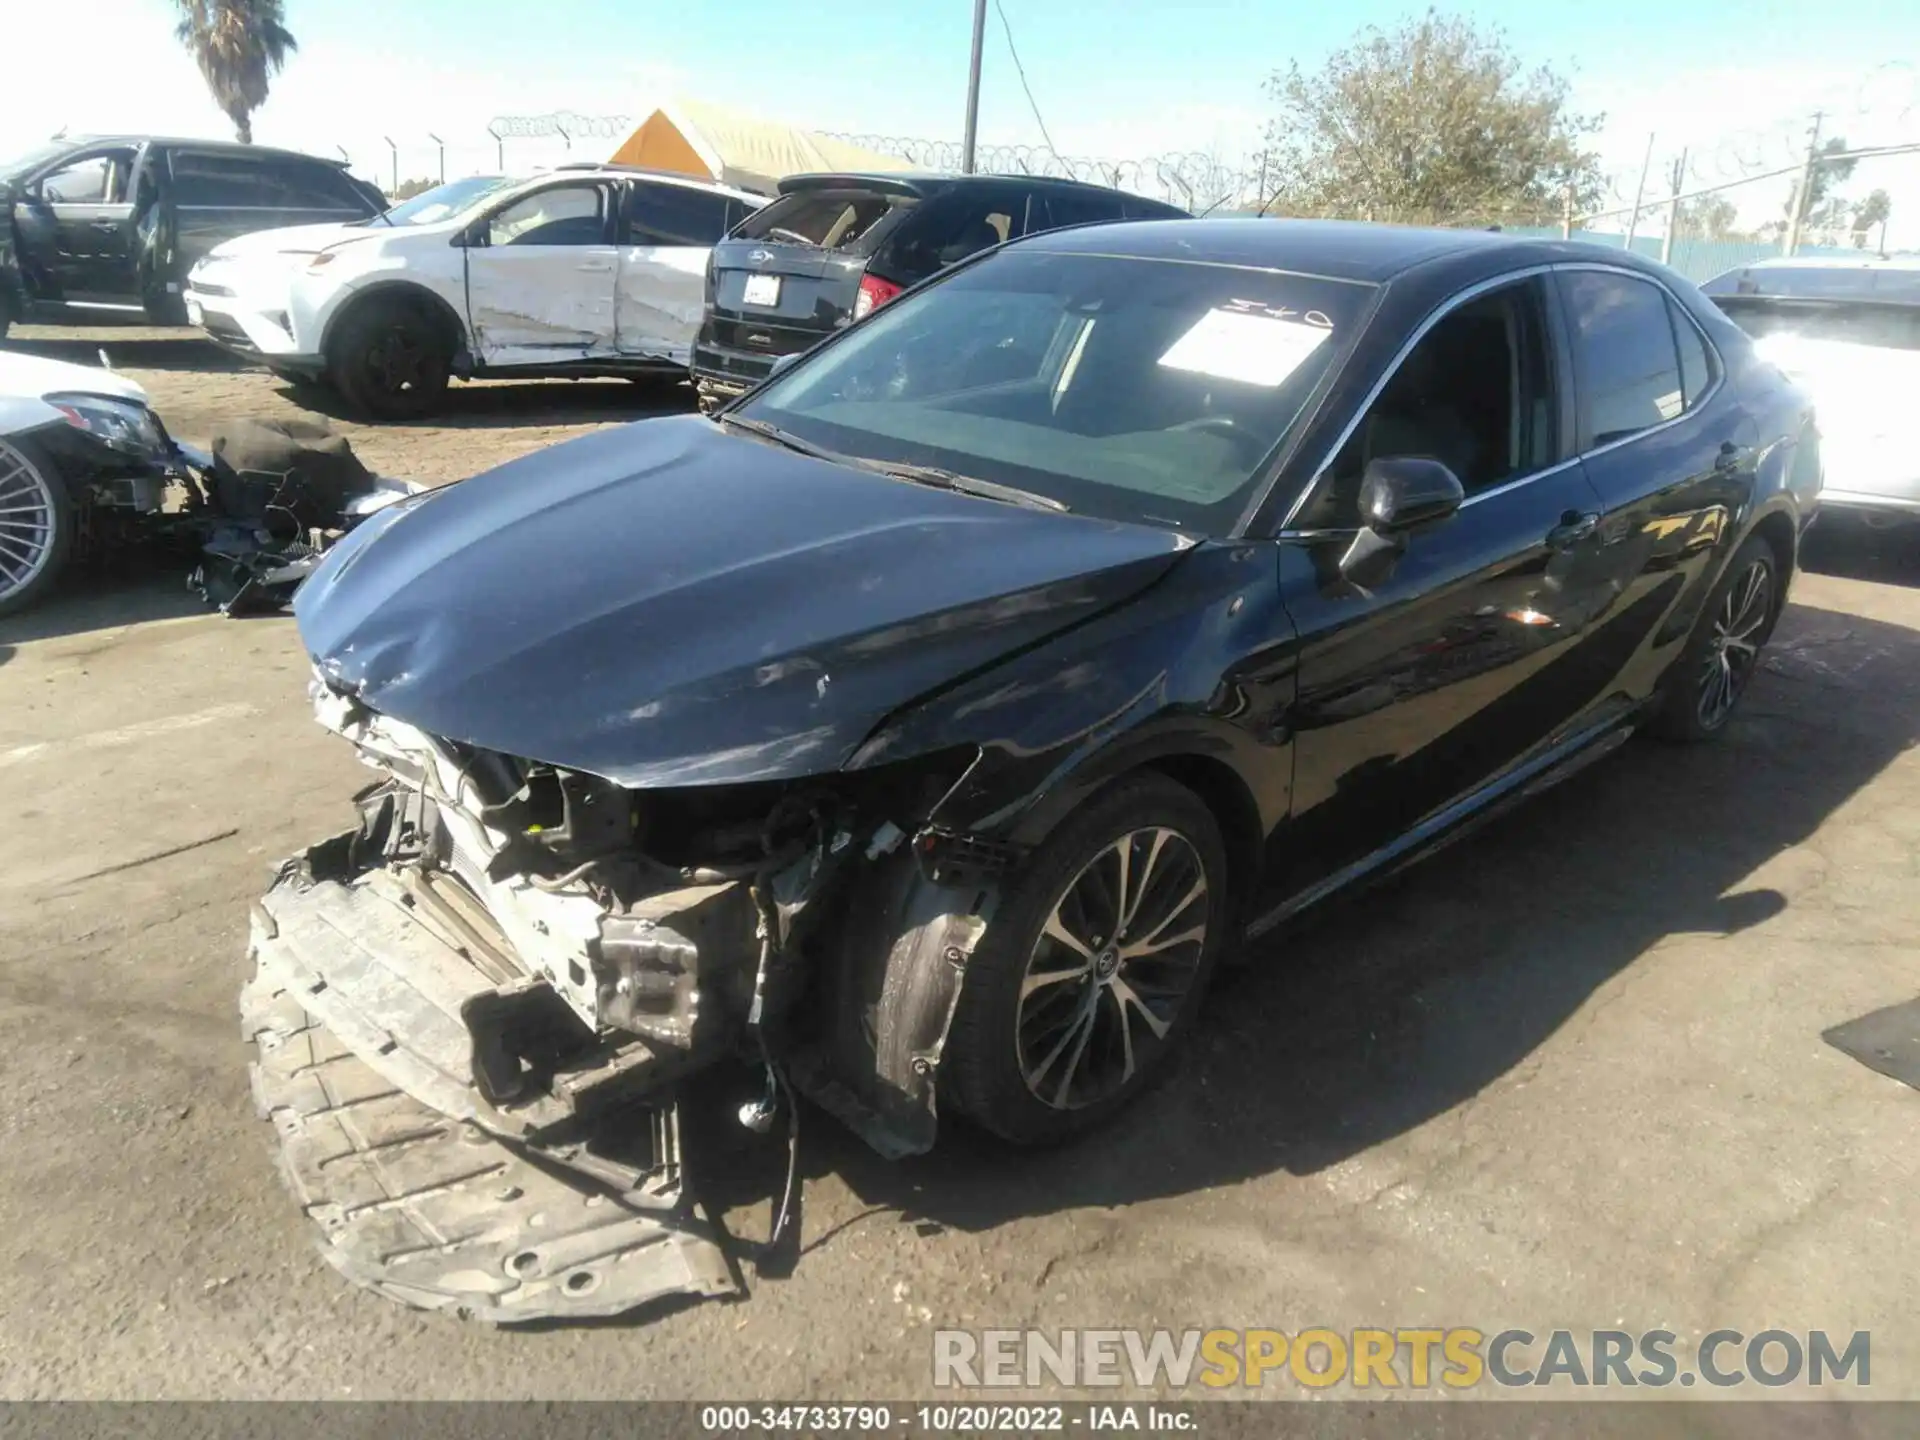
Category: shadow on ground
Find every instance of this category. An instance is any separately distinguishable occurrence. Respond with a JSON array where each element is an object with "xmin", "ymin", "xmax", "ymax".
[
  {"xmin": 1800, "ymin": 517, "xmax": 1920, "ymax": 589},
  {"xmin": 0, "ymin": 555, "xmax": 223, "ymax": 664},
  {"xmin": 692, "ymin": 599, "xmax": 1920, "ymax": 1259},
  {"xmin": 3, "ymin": 332, "xmax": 249, "ymax": 375},
  {"xmin": 278, "ymin": 374, "xmax": 698, "ymax": 430}
]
